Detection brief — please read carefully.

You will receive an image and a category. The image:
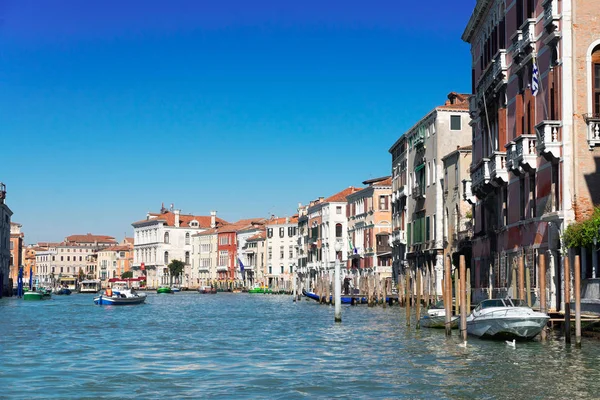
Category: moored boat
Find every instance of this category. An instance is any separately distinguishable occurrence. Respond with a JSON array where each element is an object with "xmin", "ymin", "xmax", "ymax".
[
  {"xmin": 24, "ymin": 288, "xmax": 52, "ymax": 301},
  {"xmin": 248, "ymin": 285, "xmax": 272, "ymax": 294},
  {"xmin": 302, "ymin": 289, "xmax": 367, "ymax": 304},
  {"xmin": 94, "ymin": 286, "xmax": 147, "ymax": 305},
  {"xmin": 79, "ymin": 279, "xmax": 101, "ymax": 294},
  {"xmin": 198, "ymin": 286, "xmax": 217, "ymax": 294},
  {"xmin": 54, "ymin": 287, "xmax": 72, "ymax": 295},
  {"xmin": 465, "ymin": 298, "xmax": 549, "ymax": 340},
  {"xmin": 419, "ymin": 300, "xmax": 458, "ymax": 329},
  {"xmin": 171, "ymin": 285, "xmax": 181, "ymax": 293},
  {"xmin": 157, "ymin": 285, "xmax": 172, "ymax": 294}
]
